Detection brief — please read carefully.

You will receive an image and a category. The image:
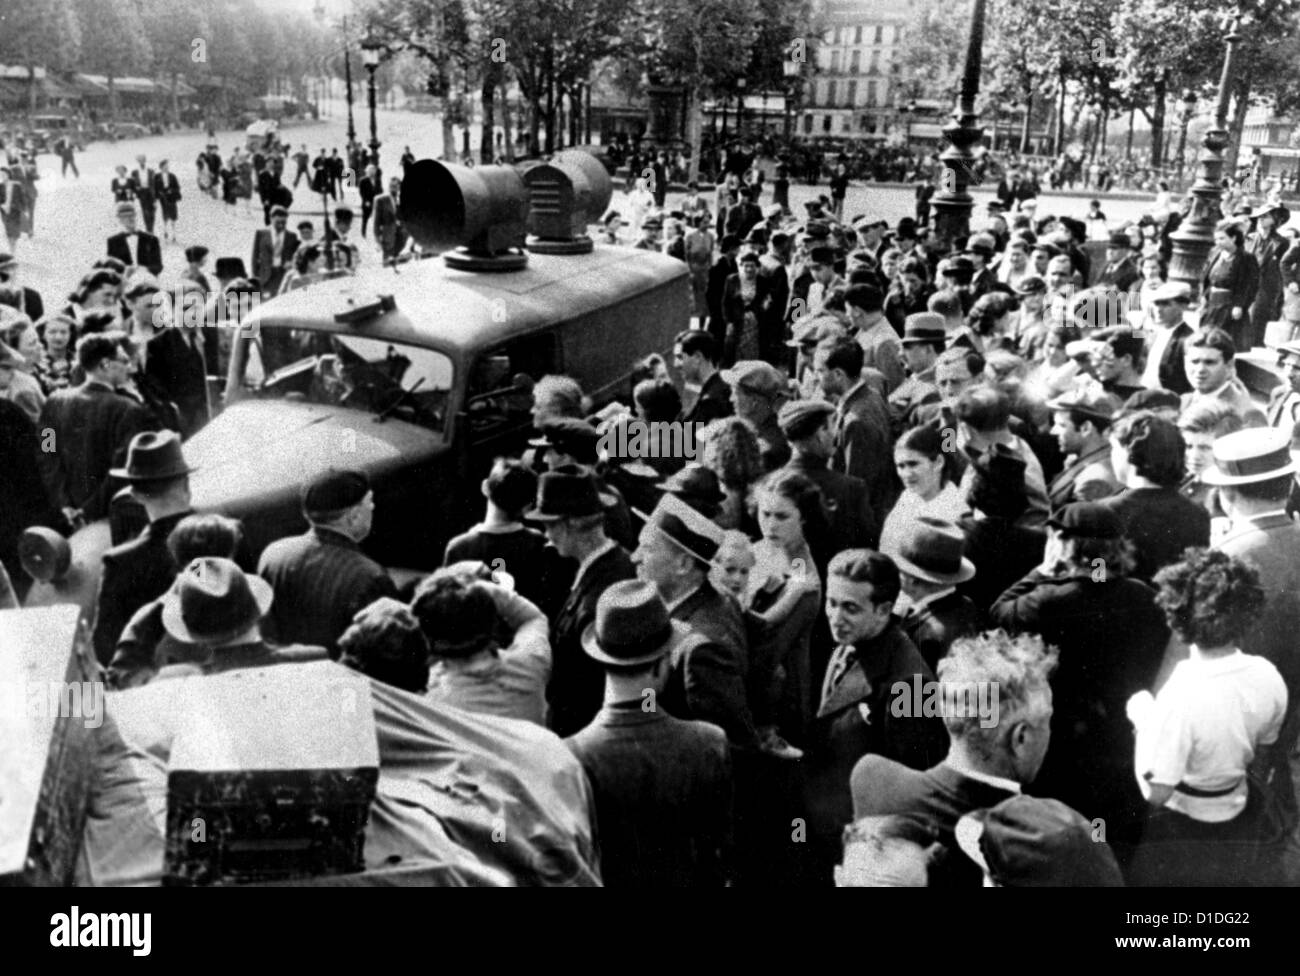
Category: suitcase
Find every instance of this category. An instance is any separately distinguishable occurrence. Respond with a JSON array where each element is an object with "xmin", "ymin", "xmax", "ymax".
[
  {"xmin": 163, "ymin": 667, "xmax": 379, "ymax": 886},
  {"xmin": 0, "ymin": 605, "xmax": 98, "ymax": 886}
]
